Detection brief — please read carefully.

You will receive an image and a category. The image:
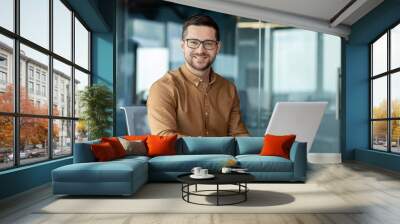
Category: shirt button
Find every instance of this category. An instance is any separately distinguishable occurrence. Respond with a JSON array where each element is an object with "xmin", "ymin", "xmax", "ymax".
[
  {"xmin": 205, "ymin": 112, "xmax": 208, "ymax": 116},
  {"xmin": 206, "ymin": 131, "xmax": 209, "ymax": 135}
]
